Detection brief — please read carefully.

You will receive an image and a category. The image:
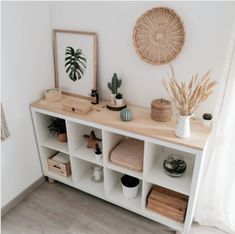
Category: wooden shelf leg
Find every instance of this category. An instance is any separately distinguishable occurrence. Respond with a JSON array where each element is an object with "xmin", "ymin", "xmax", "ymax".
[
  {"xmin": 175, "ymin": 231, "xmax": 183, "ymax": 234},
  {"xmin": 48, "ymin": 177, "xmax": 55, "ymax": 184}
]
